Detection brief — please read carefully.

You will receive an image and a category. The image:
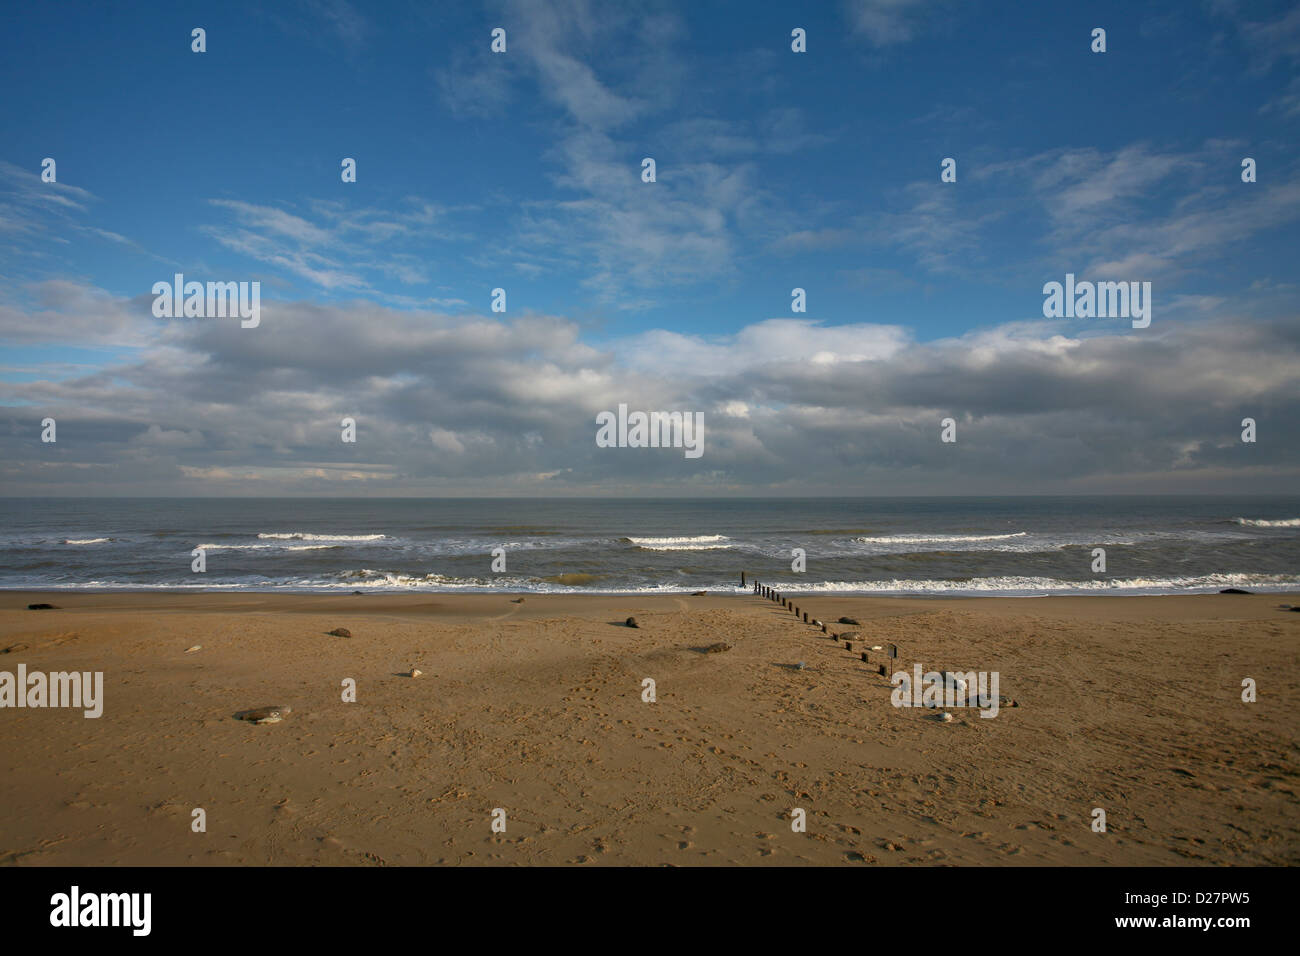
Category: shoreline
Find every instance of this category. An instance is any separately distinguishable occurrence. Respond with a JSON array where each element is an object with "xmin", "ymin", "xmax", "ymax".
[
  {"xmin": 8, "ymin": 589, "xmax": 1300, "ymax": 610},
  {"xmin": 6, "ymin": 585, "xmax": 1299, "ymax": 599}
]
